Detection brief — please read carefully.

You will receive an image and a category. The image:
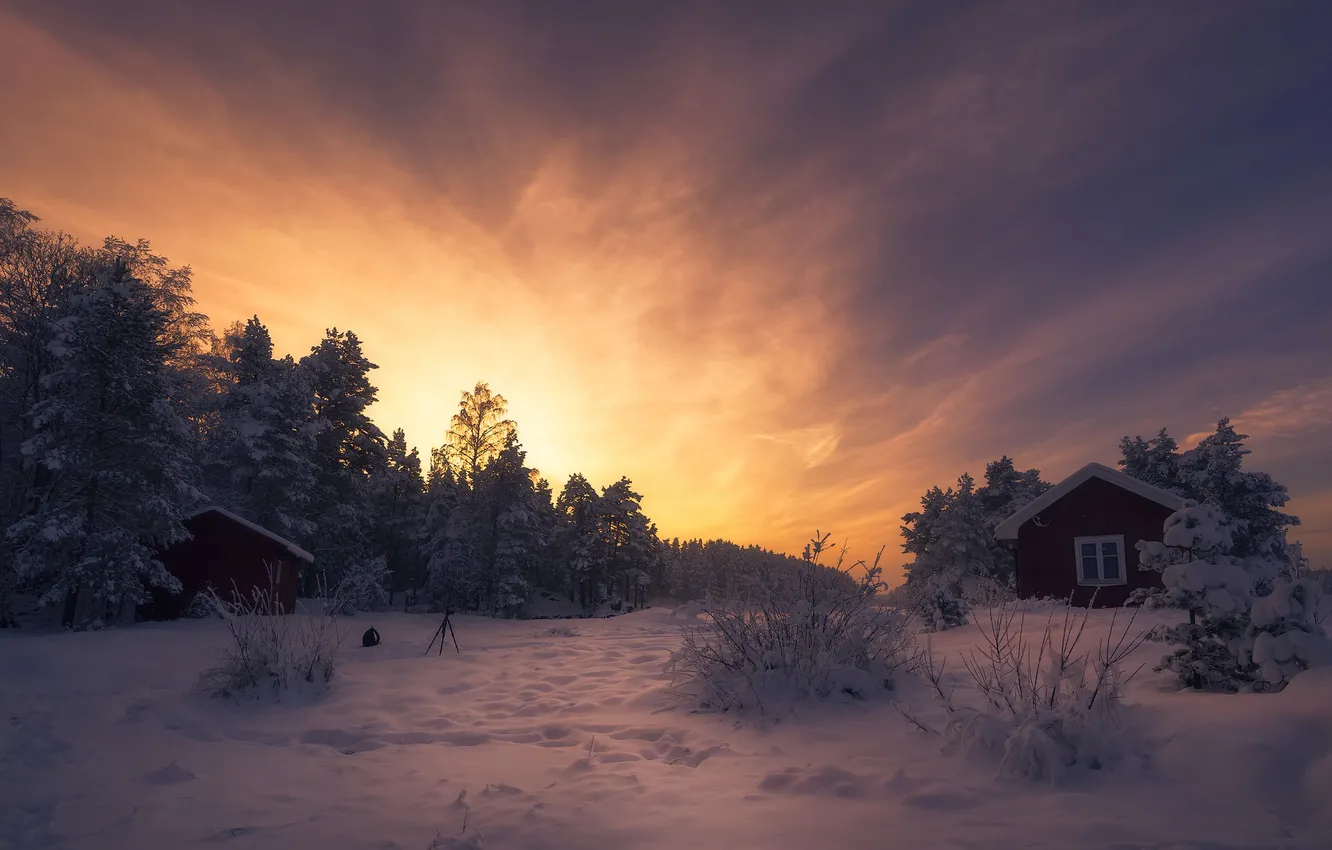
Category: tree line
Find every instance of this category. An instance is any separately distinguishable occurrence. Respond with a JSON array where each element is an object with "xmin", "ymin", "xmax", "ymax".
[{"xmin": 0, "ymin": 198, "xmax": 824, "ymax": 626}]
